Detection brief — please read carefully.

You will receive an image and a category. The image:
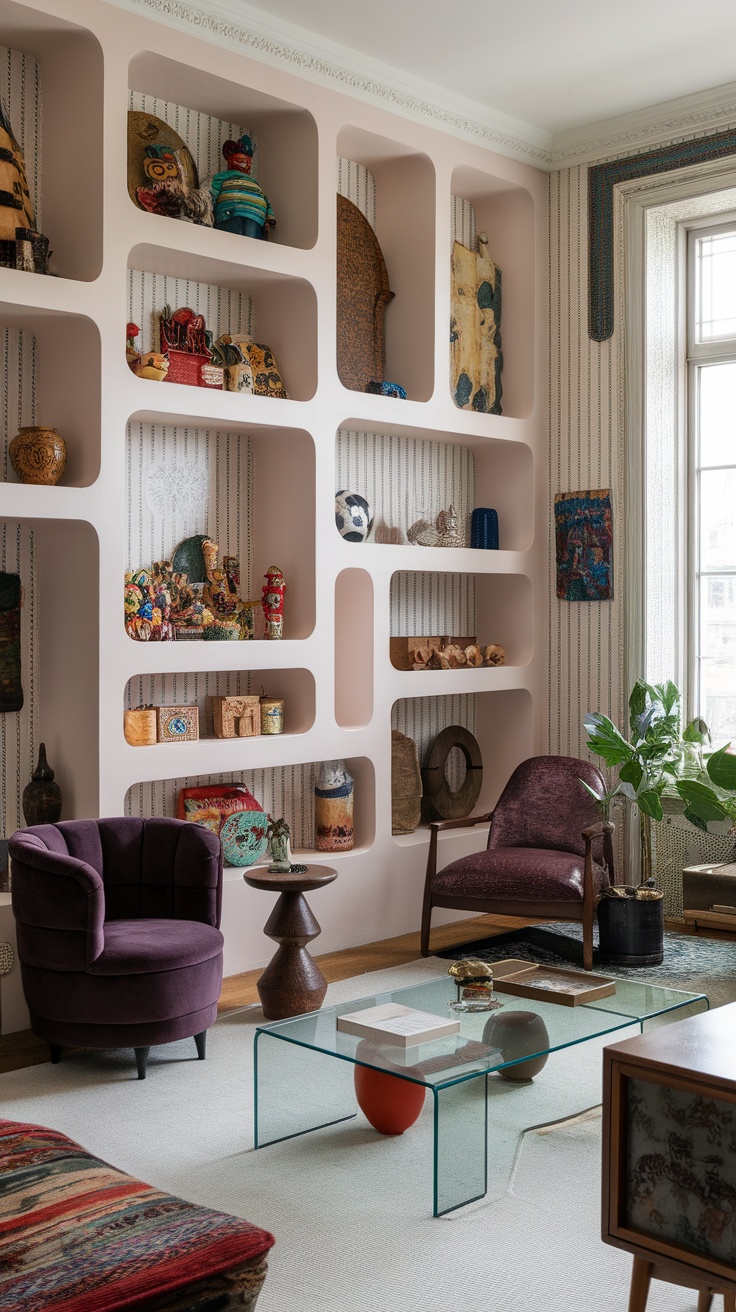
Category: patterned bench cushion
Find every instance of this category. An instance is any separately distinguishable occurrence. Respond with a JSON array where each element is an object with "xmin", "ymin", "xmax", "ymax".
[{"xmin": 0, "ymin": 1120, "xmax": 274, "ymax": 1311}]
